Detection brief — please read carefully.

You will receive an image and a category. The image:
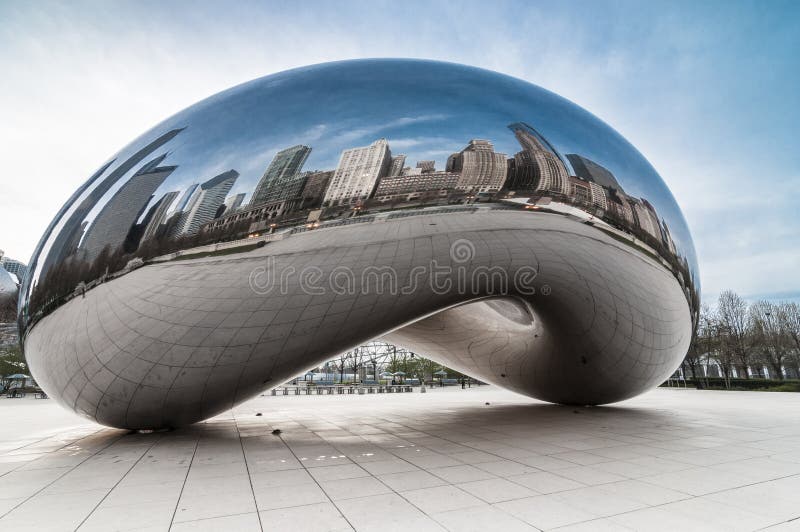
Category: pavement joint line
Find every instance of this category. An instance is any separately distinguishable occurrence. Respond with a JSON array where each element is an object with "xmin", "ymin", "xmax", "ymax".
[
  {"xmin": 271, "ymin": 424, "xmax": 359, "ymax": 531},
  {"xmin": 166, "ymin": 436, "xmax": 199, "ymax": 531},
  {"xmin": 0, "ymin": 429, "xmax": 126, "ymax": 520},
  {"xmin": 0, "ymin": 429, "xmax": 103, "ymax": 479},
  {"xmin": 73, "ymin": 432, "xmax": 165, "ymax": 531},
  {"xmin": 234, "ymin": 409, "xmax": 264, "ymax": 532}
]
